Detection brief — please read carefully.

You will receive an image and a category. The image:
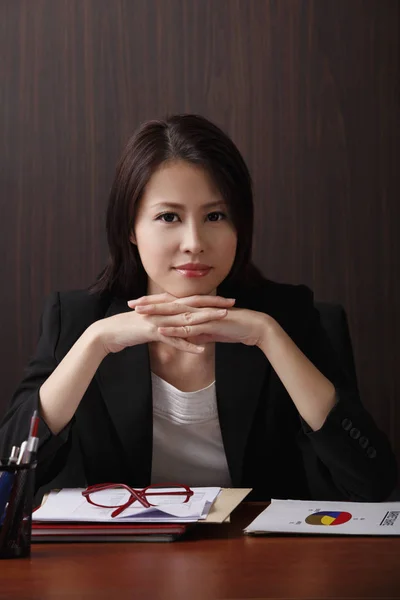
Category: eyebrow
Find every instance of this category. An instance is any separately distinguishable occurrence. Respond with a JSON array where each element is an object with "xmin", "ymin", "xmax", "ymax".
[{"xmin": 151, "ymin": 201, "xmax": 227, "ymax": 210}]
